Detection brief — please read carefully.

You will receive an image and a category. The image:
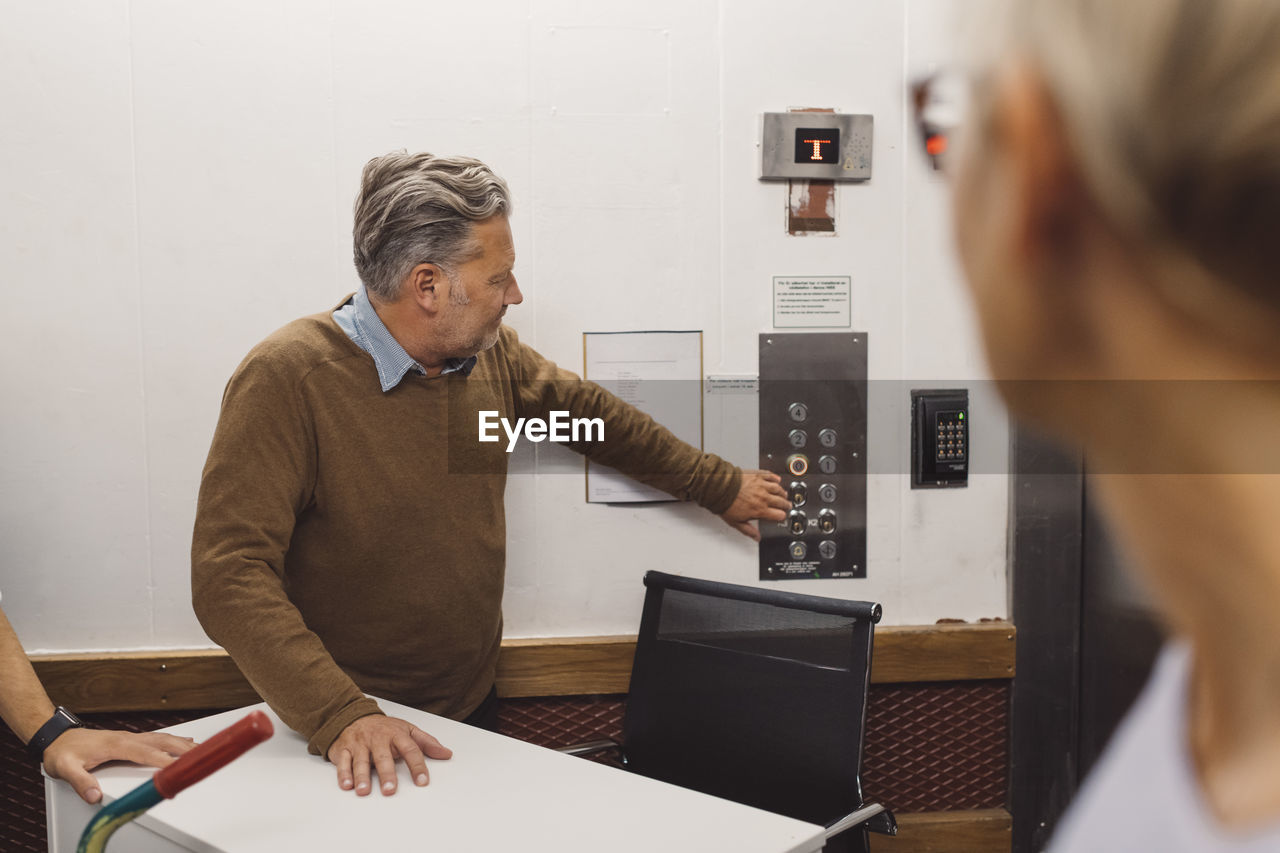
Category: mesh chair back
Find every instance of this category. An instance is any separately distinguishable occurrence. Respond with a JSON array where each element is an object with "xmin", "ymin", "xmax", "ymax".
[{"xmin": 623, "ymin": 571, "xmax": 881, "ymax": 834}]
